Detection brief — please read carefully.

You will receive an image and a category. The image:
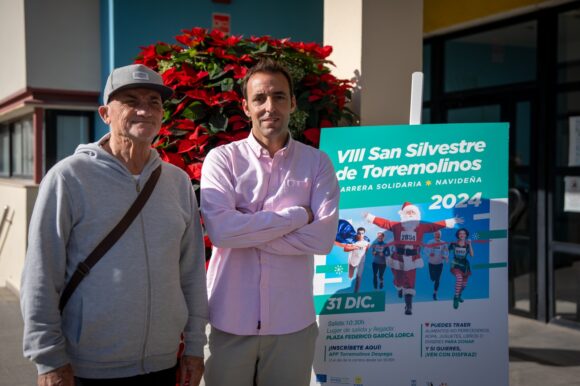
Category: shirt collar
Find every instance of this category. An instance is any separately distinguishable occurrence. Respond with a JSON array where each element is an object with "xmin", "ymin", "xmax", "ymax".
[{"xmin": 247, "ymin": 131, "xmax": 294, "ymax": 159}]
